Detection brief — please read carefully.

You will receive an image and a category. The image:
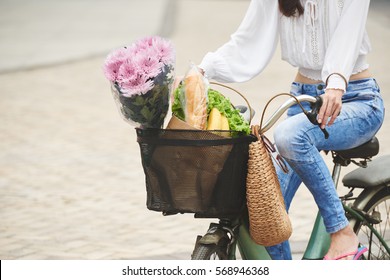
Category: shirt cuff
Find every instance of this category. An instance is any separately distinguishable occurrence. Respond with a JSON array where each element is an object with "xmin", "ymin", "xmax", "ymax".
[{"xmin": 198, "ymin": 53, "xmax": 217, "ymax": 80}]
